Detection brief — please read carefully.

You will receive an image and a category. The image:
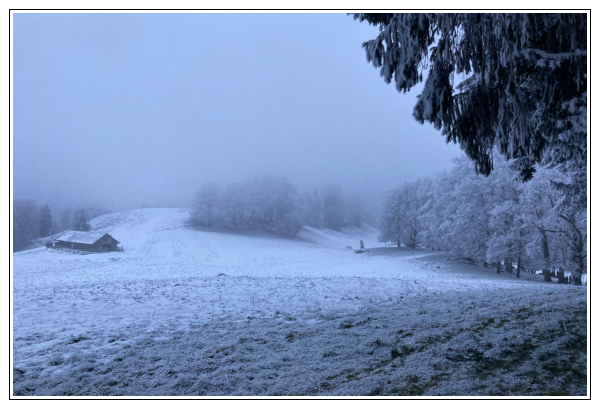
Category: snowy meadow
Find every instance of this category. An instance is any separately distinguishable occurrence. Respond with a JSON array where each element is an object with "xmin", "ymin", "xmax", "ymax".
[
  {"xmin": 12, "ymin": 208, "xmax": 587, "ymax": 396},
  {"xmin": 12, "ymin": 11, "xmax": 589, "ymax": 398}
]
